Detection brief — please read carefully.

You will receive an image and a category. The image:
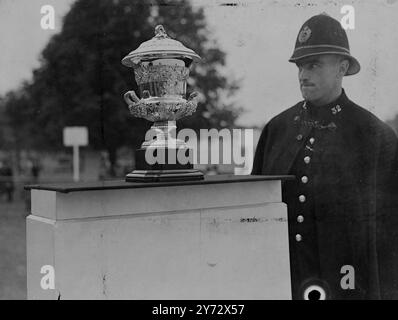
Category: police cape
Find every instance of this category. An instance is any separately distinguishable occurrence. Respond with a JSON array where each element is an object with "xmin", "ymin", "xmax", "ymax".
[{"xmin": 252, "ymin": 90, "xmax": 398, "ymax": 299}]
